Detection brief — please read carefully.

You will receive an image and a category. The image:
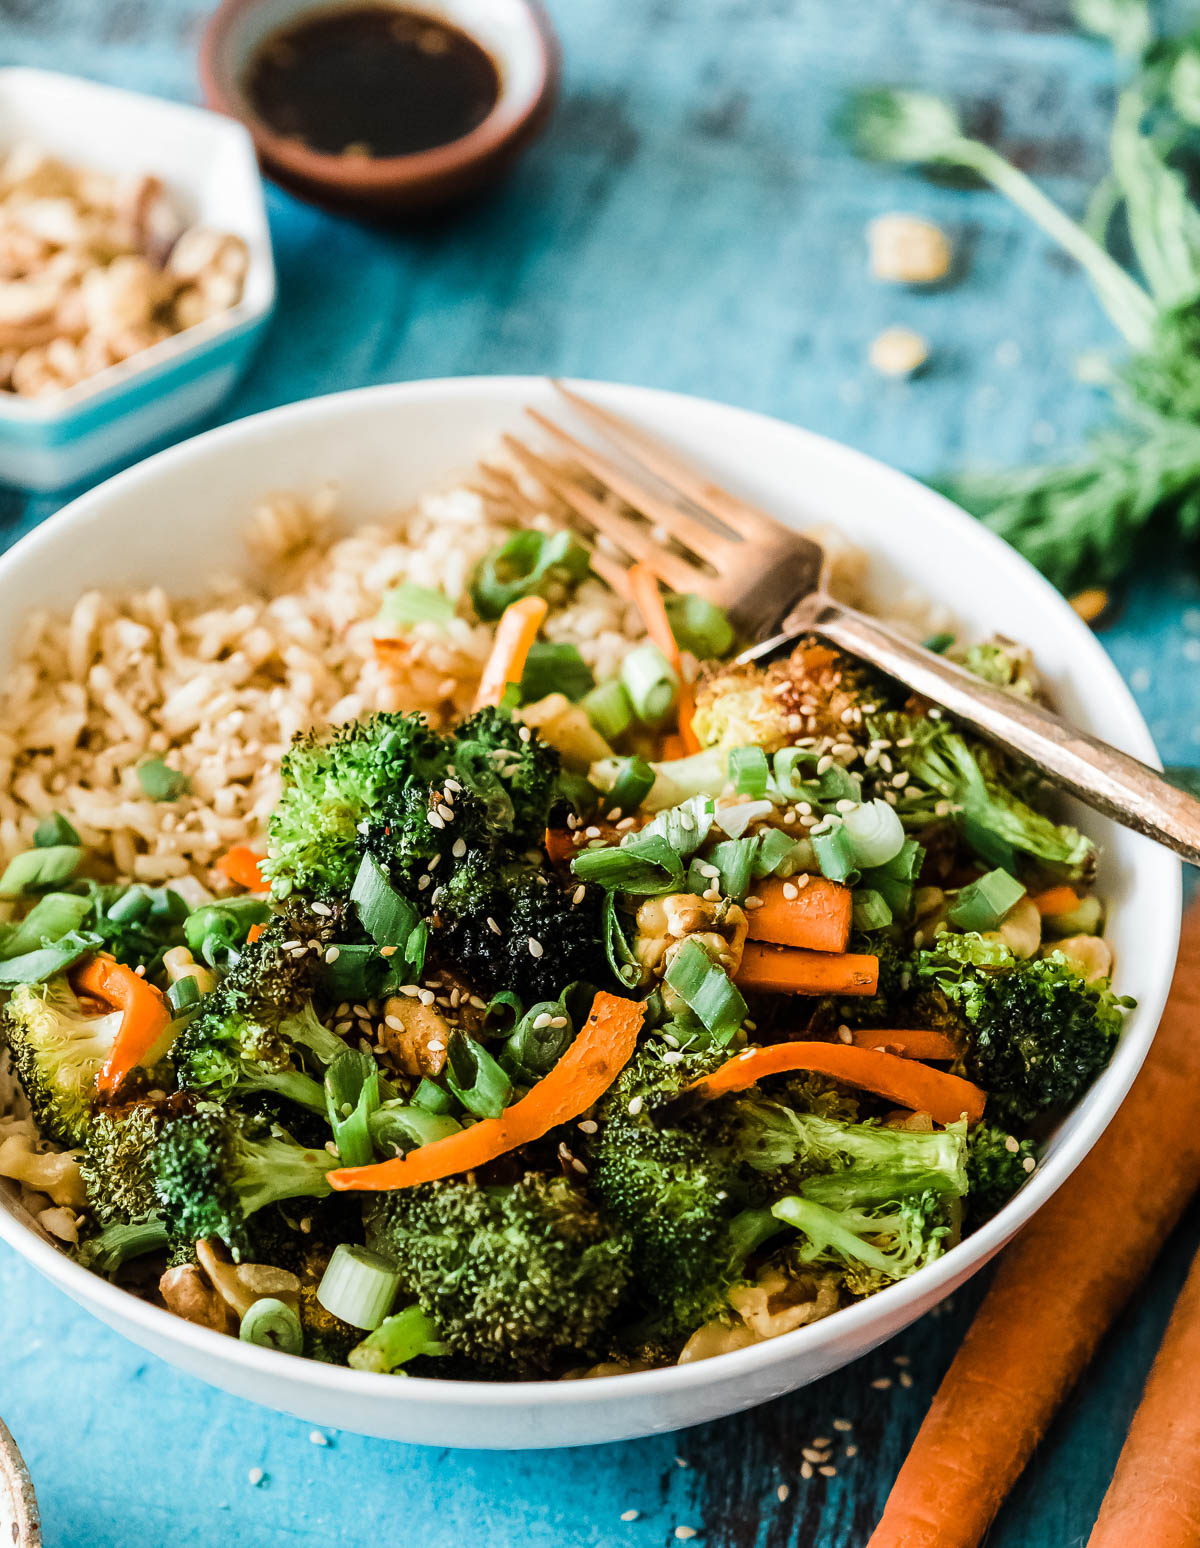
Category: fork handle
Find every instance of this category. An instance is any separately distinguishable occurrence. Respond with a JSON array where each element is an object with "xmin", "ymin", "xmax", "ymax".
[{"xmin": 781, "ymin": 595, "xmax": 1200, "ymax": 868}]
